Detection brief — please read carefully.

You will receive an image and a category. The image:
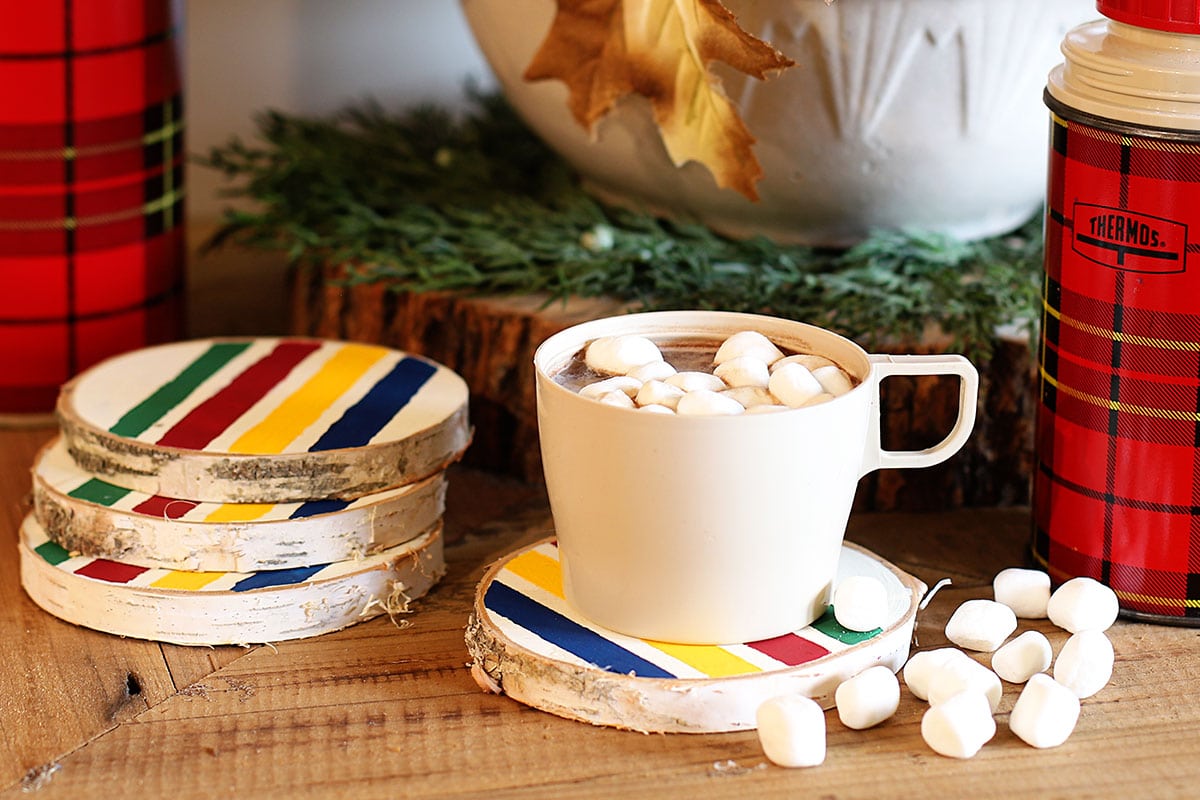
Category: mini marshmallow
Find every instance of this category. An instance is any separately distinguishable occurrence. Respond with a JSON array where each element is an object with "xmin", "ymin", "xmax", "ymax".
[
  {"xmin": 584, "ymin": 335, "xmax": 663, "ymax": 375},
  {"xmin": 579, "ymin": 375, "xmax": 642, "ymax": 400},
  {"xmin": 635, "ymin": 380, "xmax": 685, "ymax": 410},
  {"xmin": 638, "ymin": 403, "xmax": 675, "ymax": 415},
  {"xmin": 628, "ymin": 360, "xmax": 677, "ymax": 382},
  {"xmin": 1008, "ymin": 673, "xmax": 1080, "ymax": 749},
  {"xmin": 665, "ymin": 371, "xmax": 728, "ymax": 393},
  {"xmin": 745, "ymin": 404, "xmax": 790, "ymax": 414},
  {"xmin": 812, "ymin": 365, "xmax": 854, "ymax": 396},
  {"xmin": 1047, "ymin": 577, "xmax": 1120, "ymax": 633},
  {"xmin": 769, "ymin": 362, "xmax": 825, "ymax": 408},
  {"xmin": 903, "ymin": 648, "xmax": 972, "ymax": 701},
  {"xmin": 993, "ymin": 567, "xmax": 1051, "ymax": 619},
  {"xmin": 835, "ymin": 665, "xmax": 900, "ymax": 730},
  {"xmin": 595, "ymin": 390, "xmax": 635, "ymax": 409},
  {"xmin": 755, "ymin": 694, "xmax": 826, "ymax": 768},
  {"xmin": 944, "ymin": 598, "xmax": 1018, "ymax": 652},
  {"xmin": 771, "ymin": 353, "xmax": 836, "ymax": 373},
  {"xmin": 720, "ymin": 386, "xmax": 776, "ymax": 409},
  {"xmin": 714, "ymin": 356, "xmax": 770, "ymax": 389},
  {"xmin": 991, "ymin": 630, "xmax": 1053, "ymax": 684},
  {"xmin": 921, "ymin": 691, "xmax": 996, "ymax": 759},
  {"xmin": 714, "ymin": 330, "xmax": 784, "ymax": 367},
  {"xmin": 833, "ymin": 575, "xmax": 889, "ymax": 632},
  {"xmin": 1053, "ymin": 629, "xmax": 1114, "ymax": 699},
  {"xmin": 676, "ymin": 389, "xmax": 745, "ymax": 416},
  {"xmin": 925, "ymin": 653, "xmax": 1003, "ymax": 712}
]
